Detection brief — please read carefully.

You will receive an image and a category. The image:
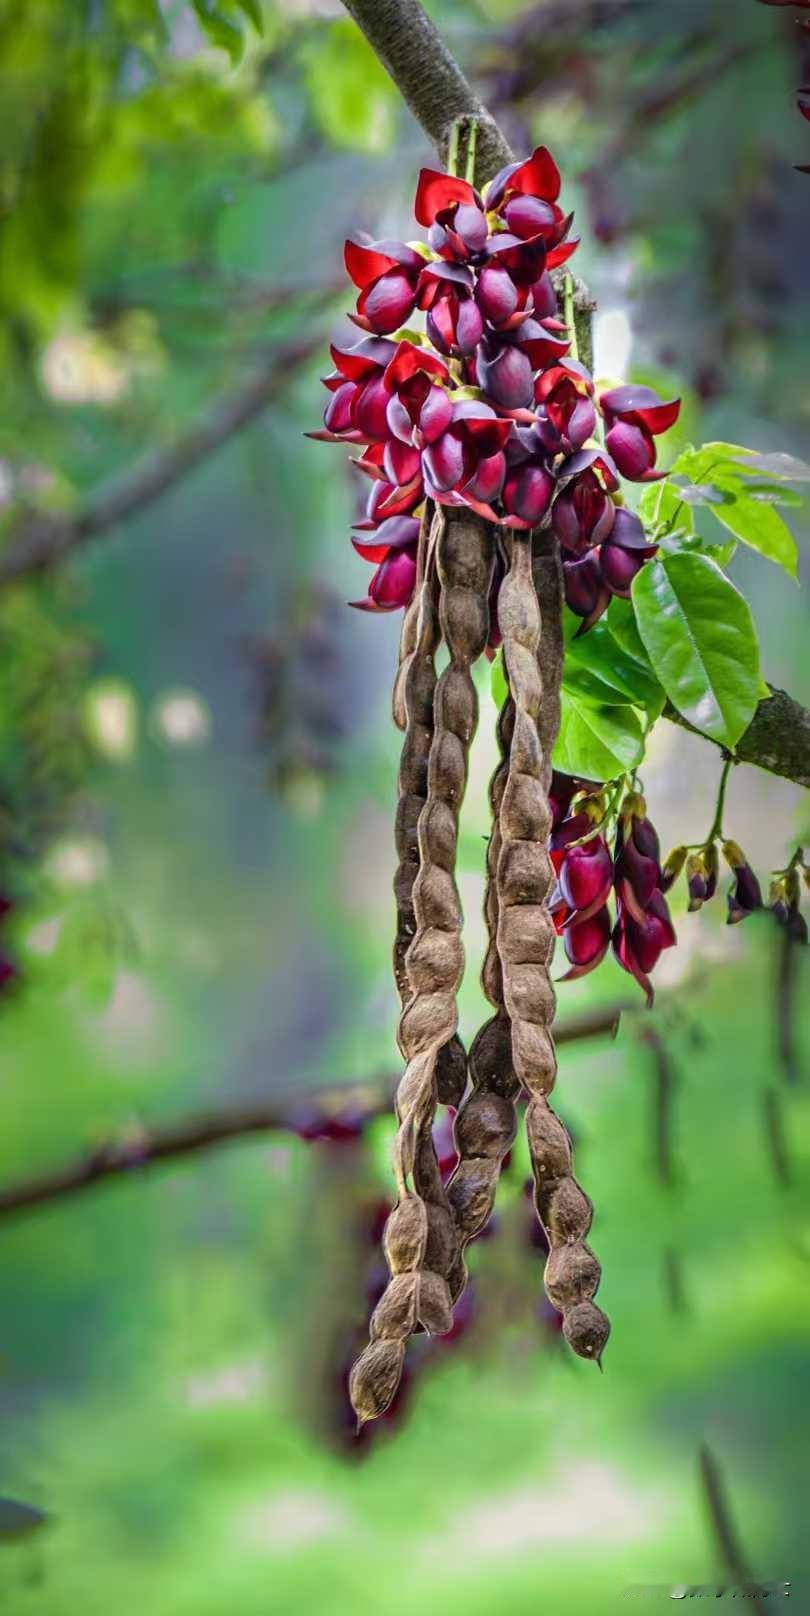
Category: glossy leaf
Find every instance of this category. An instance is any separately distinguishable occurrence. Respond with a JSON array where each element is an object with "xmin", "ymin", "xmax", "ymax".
[
  {"xmin": 706, "ymin": 484, "xmax": 798, "ymax": 578},
  {"xmin": 631, "ymin": 554, "xmax": 760, "ymax": 747},
  {"xmin": 563, "ymin": 611, "xmax": 665, "ymax": 714},
  {"xmin": 554, "ymin": 691, "xmax": 645, "ymax": 780}
]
